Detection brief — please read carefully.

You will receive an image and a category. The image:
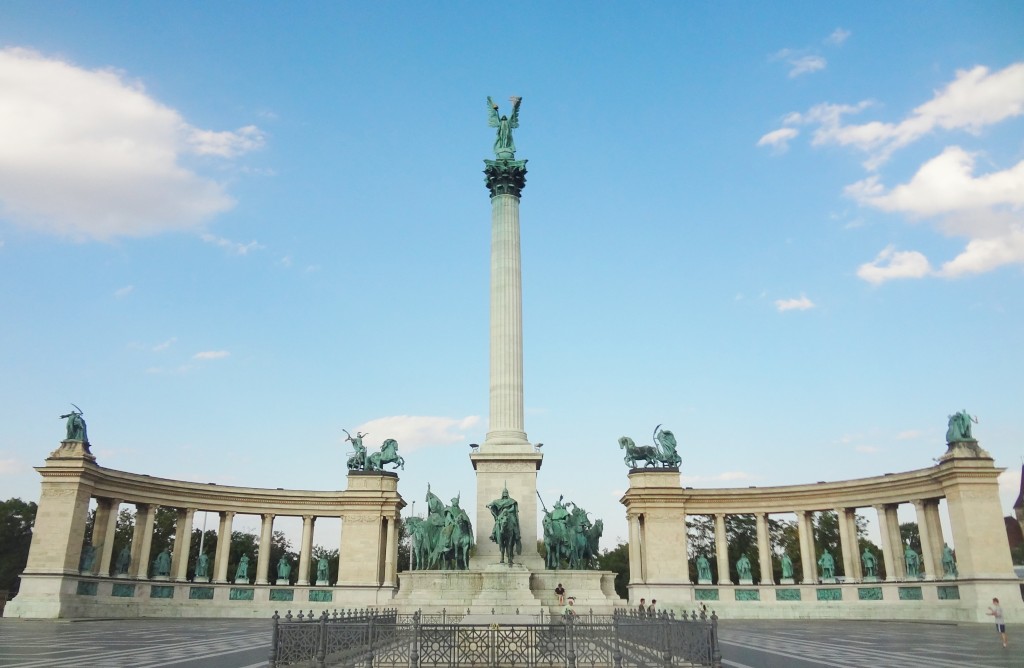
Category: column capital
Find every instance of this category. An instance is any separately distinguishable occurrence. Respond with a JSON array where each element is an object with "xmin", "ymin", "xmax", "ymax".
[{"xmin": 484, "ymin": 159, "xmax": 528, "ymax": 198}]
